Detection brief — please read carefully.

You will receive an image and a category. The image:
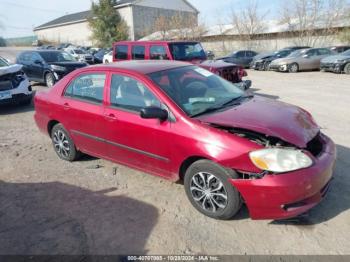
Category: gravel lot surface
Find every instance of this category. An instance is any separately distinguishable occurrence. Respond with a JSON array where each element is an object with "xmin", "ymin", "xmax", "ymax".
[{"xmin": 1, "ymin": 47, "xmax": 350, "ymax": 255}]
